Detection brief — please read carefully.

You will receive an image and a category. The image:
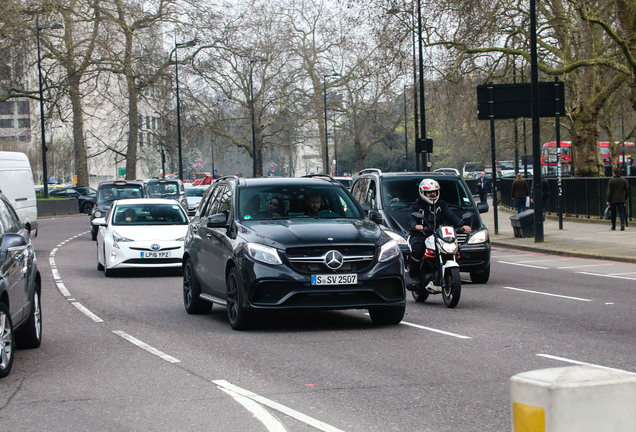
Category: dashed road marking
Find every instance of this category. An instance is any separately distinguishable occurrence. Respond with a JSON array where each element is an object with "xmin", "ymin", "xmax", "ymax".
[{"xmin": 503, "ymin": 286, "xmax": 592, "ymax": 302}]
